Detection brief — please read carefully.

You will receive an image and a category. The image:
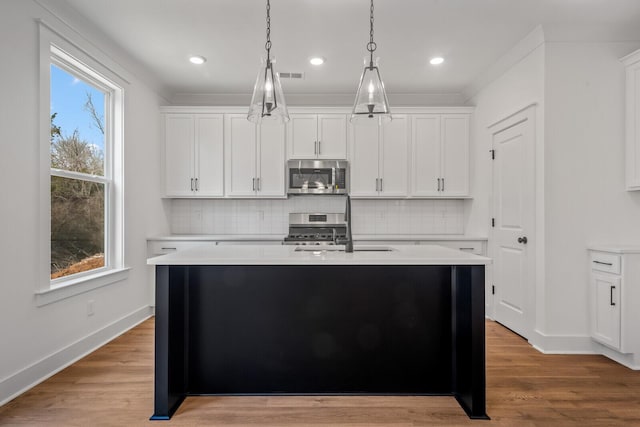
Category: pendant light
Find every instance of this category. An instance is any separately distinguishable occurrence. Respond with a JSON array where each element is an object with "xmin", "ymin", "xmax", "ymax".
[
  {"xmin": 351, "ymin": 0, "xmax": 391, "ymax": 123},
  {"xmin": 248, "ymin": 0, "xmax": 289, "ymax": 123}
]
